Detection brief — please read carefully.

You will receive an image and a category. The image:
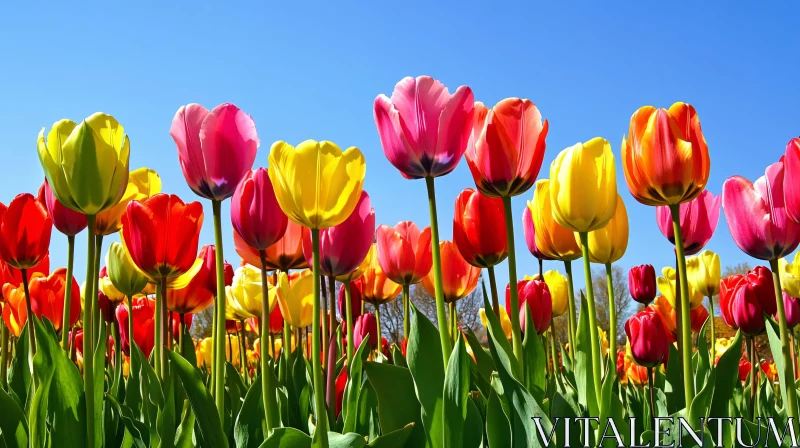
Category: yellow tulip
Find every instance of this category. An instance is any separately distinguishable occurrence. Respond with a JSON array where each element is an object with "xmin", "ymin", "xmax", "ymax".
[
  {"xmin": 196, "ymin": 336, "xmax": 242, "ymax": 369},
  {"xmin": 37, "ymin": 113, "xmax": 130, "ymax": 216},
  {"xmin": 106, "ymin": 242, "xmax": 149, "ymax": 298},
  {"xmin": 598, "ymin": 326, "xmax": 610, "ymax": 357},
  {"xmin": 95, "ymin": 168, "xmax": 161, "ymax": 235},
  {"xmin": 529, "ymin": 180, "xmax": 581, "ymax": 261},
  {"xmin": 276, "ymin": 271, "xmax": 314, "ymax": 328},
  {"xmin": 479, "ymin": 306, "xmax": 513, "ymax": 340},
  {"xmin": 99, "ymin": 275, "xmax": 125, "ymax": 304},
  {"xmin": 268, "ymin": 140, "xmax": 366, "ymax": 230},
  {"xmin": 544, "ymin": 270, "xmax": 569, "ymax": 317},
  {"xmin": 657, "ymin": 266, "xmax": 704, "ymax": 309},
  {"xmin": 714, "ymin": 337, "xmax": 736, "ymax": 358},
  {"xmin": 549, "ymin": 138, "xmax": 617, "ymax": 233},
  {"xmin": 779, "ymin": 252, "xmax": 800, "ymax": 298},
  {"xmin": 687, "ymin": 250, "xmax": 721, "ymax": 297},
  {"xmin": 225, "ymin": 265, "xmax": 273, "ymax": 320},
  {"xmin": 575, "ymin": 194, "xmax": 628, "ymax": 264}
]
